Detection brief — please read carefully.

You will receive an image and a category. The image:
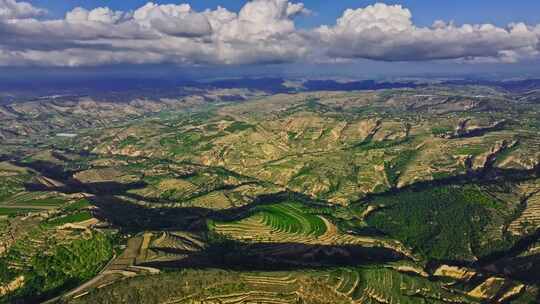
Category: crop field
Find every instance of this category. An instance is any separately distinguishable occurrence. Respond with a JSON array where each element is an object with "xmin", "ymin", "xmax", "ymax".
[
  {"xmin": 325, "ymin": 267, "xmax": 454, "ymax": 303},
  {"xmin": 209, "ymin": 202, "xmax": 410, "ymax": 256},
  {"xmin": 0, "ymin": 191, "xmax": 70, "ymax": 213},
  {"xmin": 70, "ymin": 266, "xmax": 486, "ymax": 304},
  {"xmin": 68, "ymin": 270, "xmax": 303, "ymax": 304},
  {"xmin": 0, "ymin": 207, "xmax": 39, "ymax": 216},
  {"xmin": 256, "ymin": 203, "xmax": 327, "ymax": 237},
  {"xmin": 64, "ymin": 199, "xmax": 92, "ymax": 212},
  {"xmin": 509, "ymin": 181, "xmax": 540, "ymax": 236},
  {"xmin": 43, "ymin": 211, "xmax": 93, "ymax": 227},
  {"xmin": 210, "ymin": 202, "xmax": 331, "ymax": 241}
]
